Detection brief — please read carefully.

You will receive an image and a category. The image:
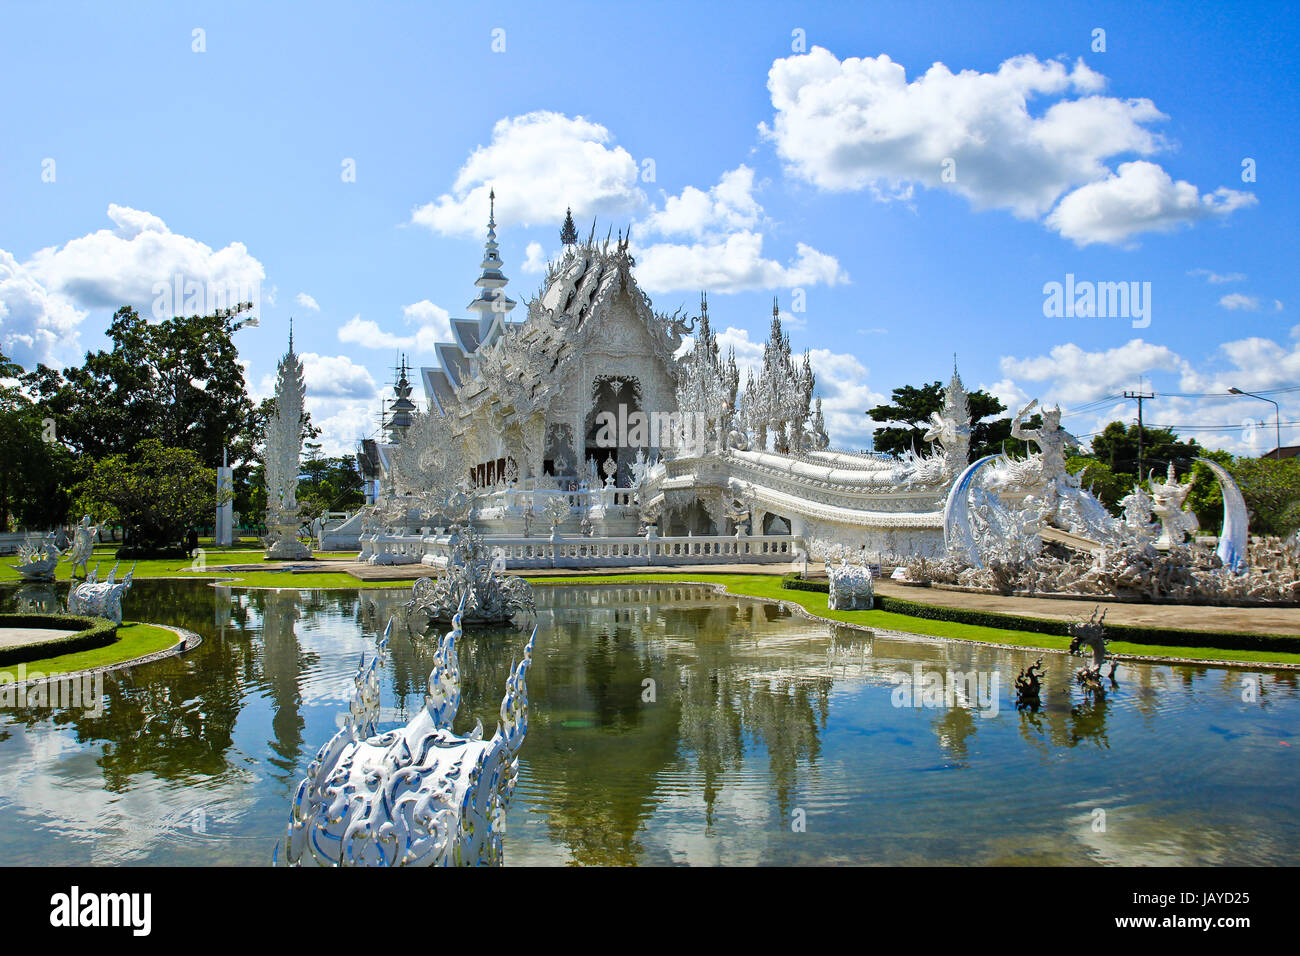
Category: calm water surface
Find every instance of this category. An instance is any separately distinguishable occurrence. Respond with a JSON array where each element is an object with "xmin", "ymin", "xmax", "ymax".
[{"xmin": 0, "ymin": 579, "xmax": 1296, "ymax": 865}]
